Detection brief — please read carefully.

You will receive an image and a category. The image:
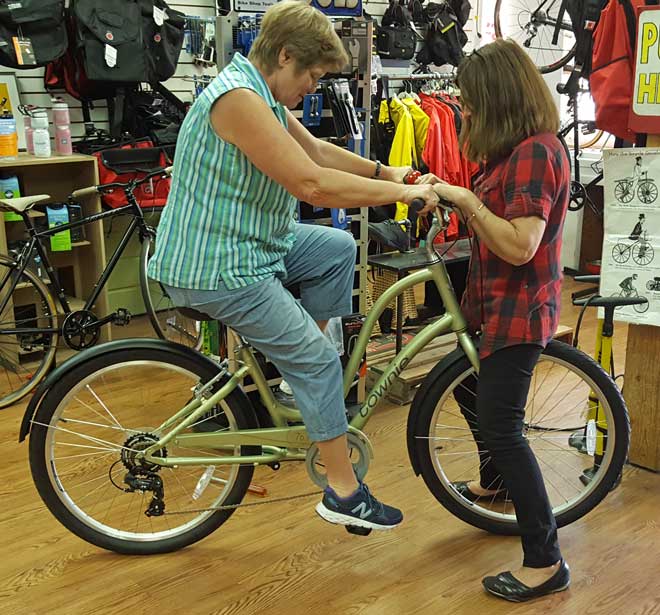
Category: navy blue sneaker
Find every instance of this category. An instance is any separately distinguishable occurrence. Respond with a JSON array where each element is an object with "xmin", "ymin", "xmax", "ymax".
[{"xmin": 315, "ymin": 482, "xmax": 403, "ymax": 530}]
